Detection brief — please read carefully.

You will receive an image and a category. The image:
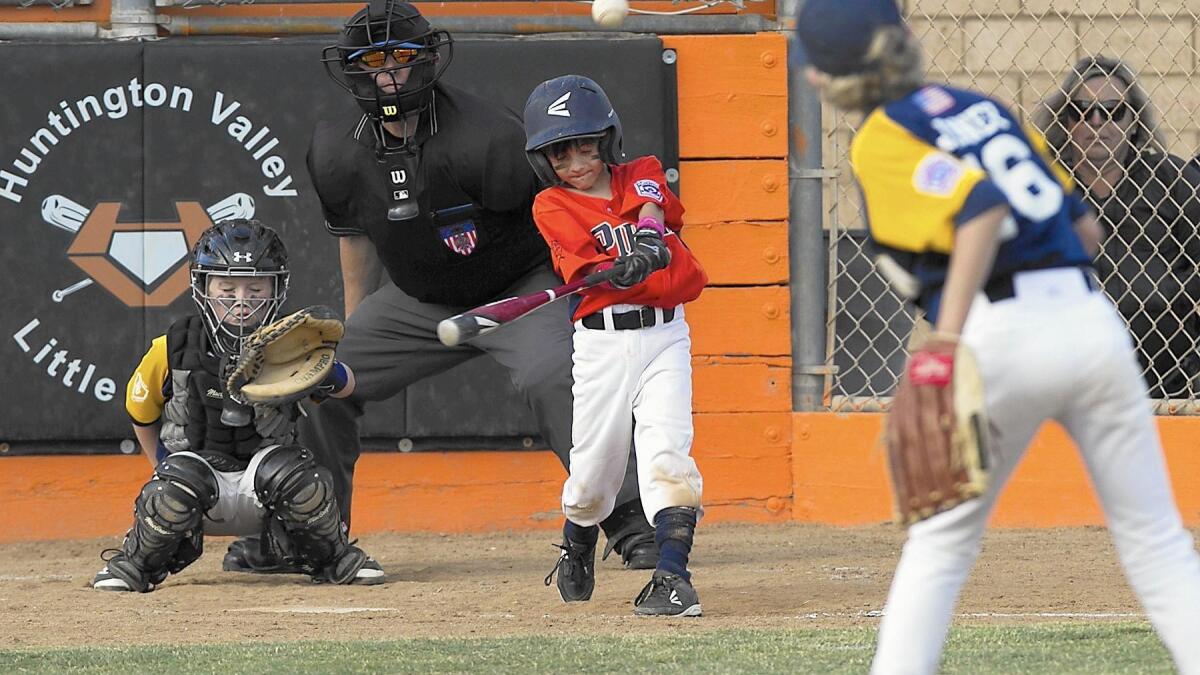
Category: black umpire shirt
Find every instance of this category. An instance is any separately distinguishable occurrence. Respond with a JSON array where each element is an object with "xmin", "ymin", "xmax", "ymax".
[{"xmin": 307, "ymin": 82, "xmax": 548, "ymax": 307}]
